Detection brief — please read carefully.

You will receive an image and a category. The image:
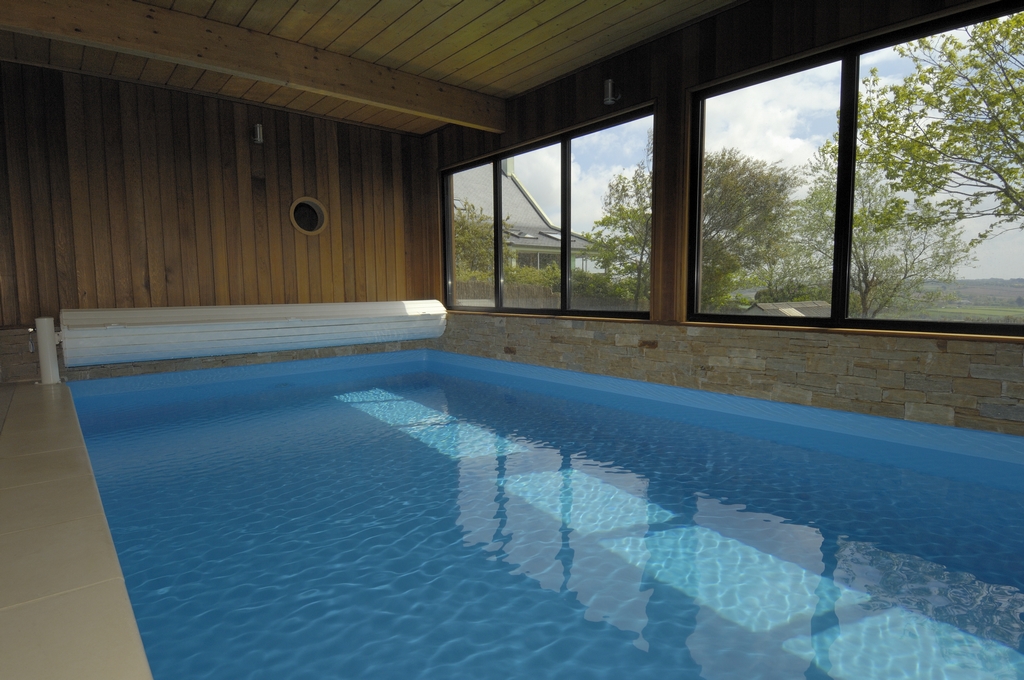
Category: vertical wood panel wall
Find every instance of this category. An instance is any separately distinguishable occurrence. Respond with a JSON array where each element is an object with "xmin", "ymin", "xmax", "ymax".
[{"xmin": 0, "ymin": 63, "xmax": 439, "ymax": 327}]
